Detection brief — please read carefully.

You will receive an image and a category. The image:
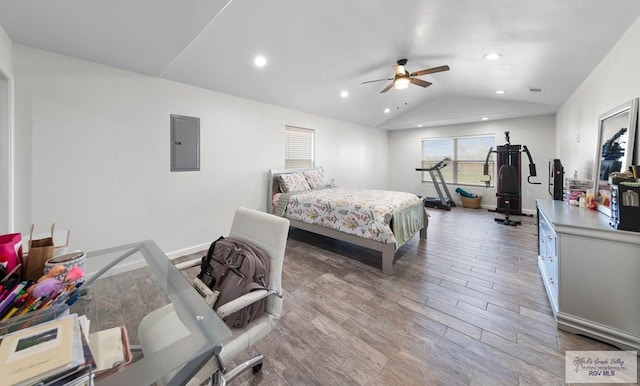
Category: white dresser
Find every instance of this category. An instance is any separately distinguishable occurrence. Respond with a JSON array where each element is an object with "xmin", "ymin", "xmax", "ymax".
[{"xmin": 537, "ymin": 199, "xmax": 640, "ymax": 351}]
